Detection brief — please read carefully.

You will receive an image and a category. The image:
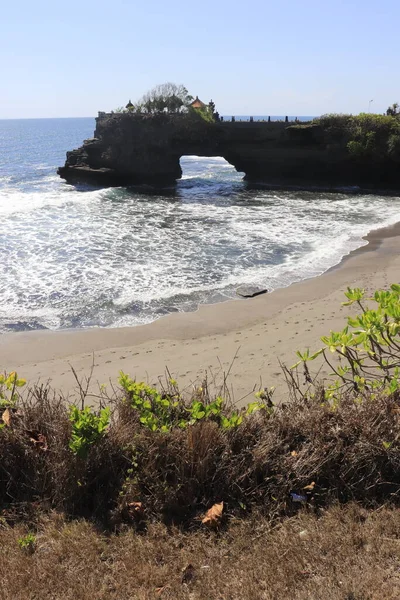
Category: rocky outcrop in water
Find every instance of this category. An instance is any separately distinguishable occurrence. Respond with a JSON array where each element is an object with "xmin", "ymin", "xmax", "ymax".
[{"xmin": 58, "ymin": 113, "xmax": 400, "ymax": 190}]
